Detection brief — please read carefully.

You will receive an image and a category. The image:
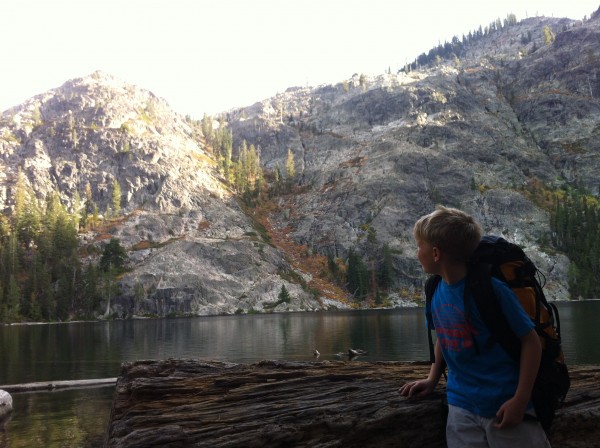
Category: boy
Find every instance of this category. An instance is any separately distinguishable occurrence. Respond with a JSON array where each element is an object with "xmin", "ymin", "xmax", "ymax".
[{"xmin": 399, "ymin": 206, "xmax": 550, "ymax": 447}]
